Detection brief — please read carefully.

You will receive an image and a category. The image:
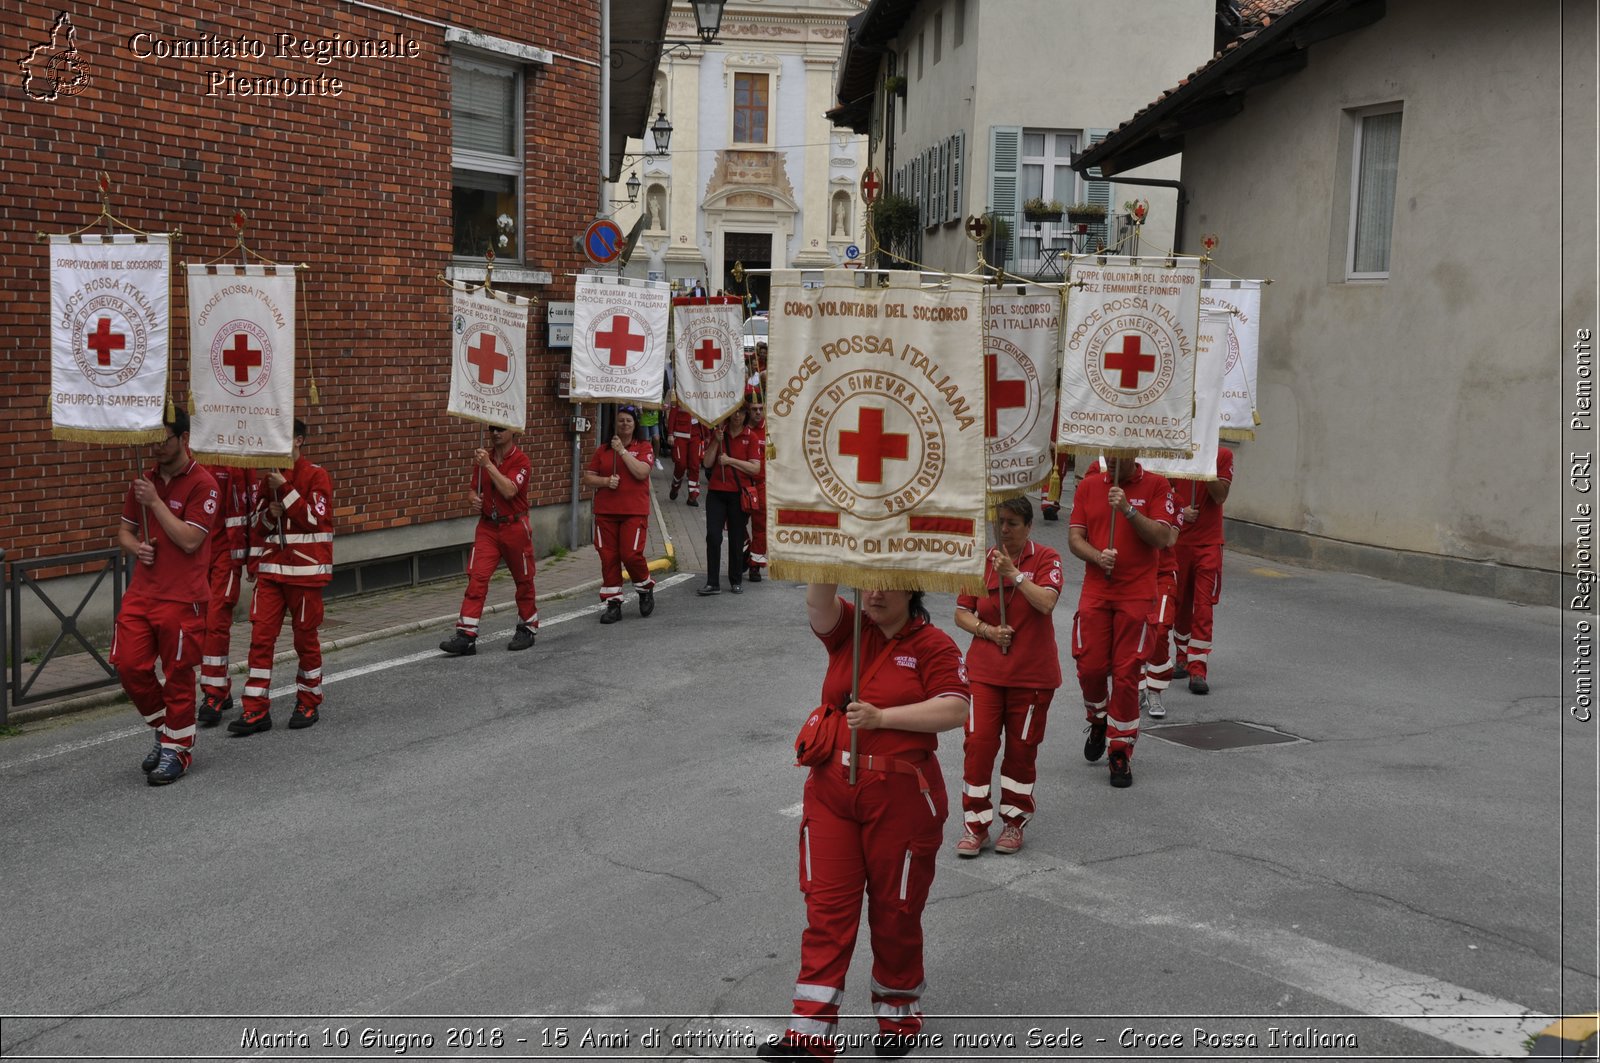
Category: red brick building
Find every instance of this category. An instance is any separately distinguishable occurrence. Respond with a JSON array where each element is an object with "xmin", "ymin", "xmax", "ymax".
[{"xmin": 5, "ymin": 0, "xmax": 669, "ymax": 599}]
